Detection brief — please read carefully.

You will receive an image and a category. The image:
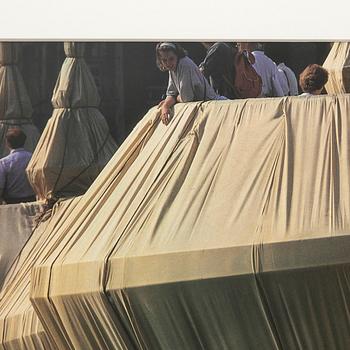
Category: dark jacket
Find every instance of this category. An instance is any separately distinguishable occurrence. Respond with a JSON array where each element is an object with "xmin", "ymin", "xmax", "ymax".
[{"xmin": 199, "ymin": 43, "xmax": 237, "ymax": 99}]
